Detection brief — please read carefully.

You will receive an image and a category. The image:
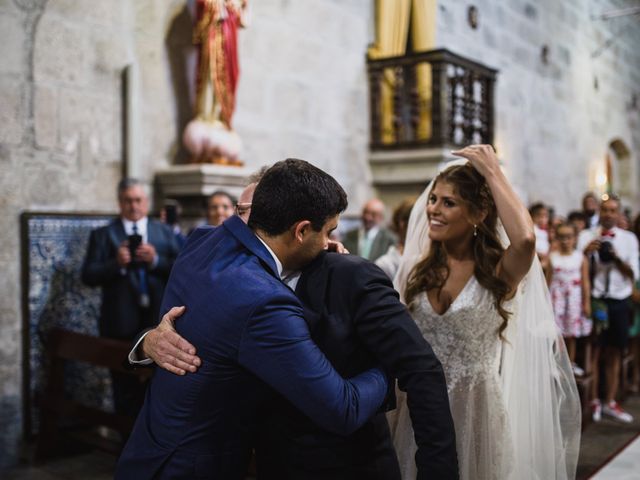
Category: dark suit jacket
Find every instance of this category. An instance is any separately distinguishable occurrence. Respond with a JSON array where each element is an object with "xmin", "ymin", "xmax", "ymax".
[
  {"xmin": 257, "ymin": 252, "xmax": 458, "ymax": 480},
  {"xmin": 81, "ymin": 218, "xmax": 180, "ymax": 339},
  {"xmin": 342, "ymin": 227, "xmax": 397, "ymax": 262},
  {"xmin": 115, "ymin": 216, "xmax": 389, "ymax": 480}
]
